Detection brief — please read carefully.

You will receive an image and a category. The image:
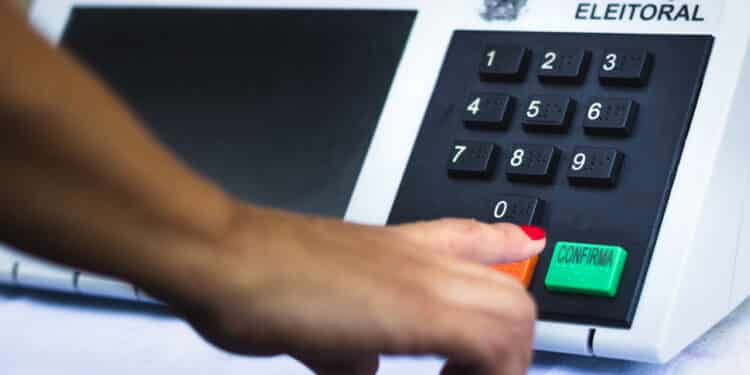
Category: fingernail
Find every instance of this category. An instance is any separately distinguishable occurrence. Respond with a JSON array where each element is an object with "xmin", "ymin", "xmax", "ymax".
[{"xmin": 520, "ymin": 225, "xmax": 546, "ymax": 241}]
